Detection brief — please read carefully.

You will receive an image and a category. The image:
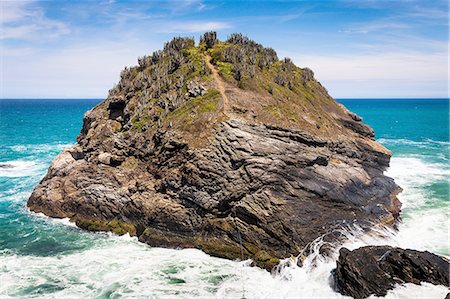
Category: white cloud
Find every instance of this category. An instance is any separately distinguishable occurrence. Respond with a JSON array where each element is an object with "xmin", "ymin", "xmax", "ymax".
[
  {"xmin": 340, "ymin": 21, "xmax": 411, "ymax": 34},
  {"xmin": 1, "ymin": 41, "xmax": 155, "ymax": 98},
  {"xmin": 288, "ymin": 51, "xmax": 448, "ymax": 98},
  {"xmin": 0, "ymin": 0, "xmax": 70, "ymax": 40},
  {"xmin": 0, "ymin": 0, "xmax": 33, "ymax": 23},
  {"xmin": 406, "ymin": 6, "xmax": 449, "ymax": 20},
  {"xmin": 298, "ymin": 52, "xmax": 447, "ymax": 81},
  {"xmin": 169, "ymin": 0, "xmax": 208, "ymax": 13}
]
